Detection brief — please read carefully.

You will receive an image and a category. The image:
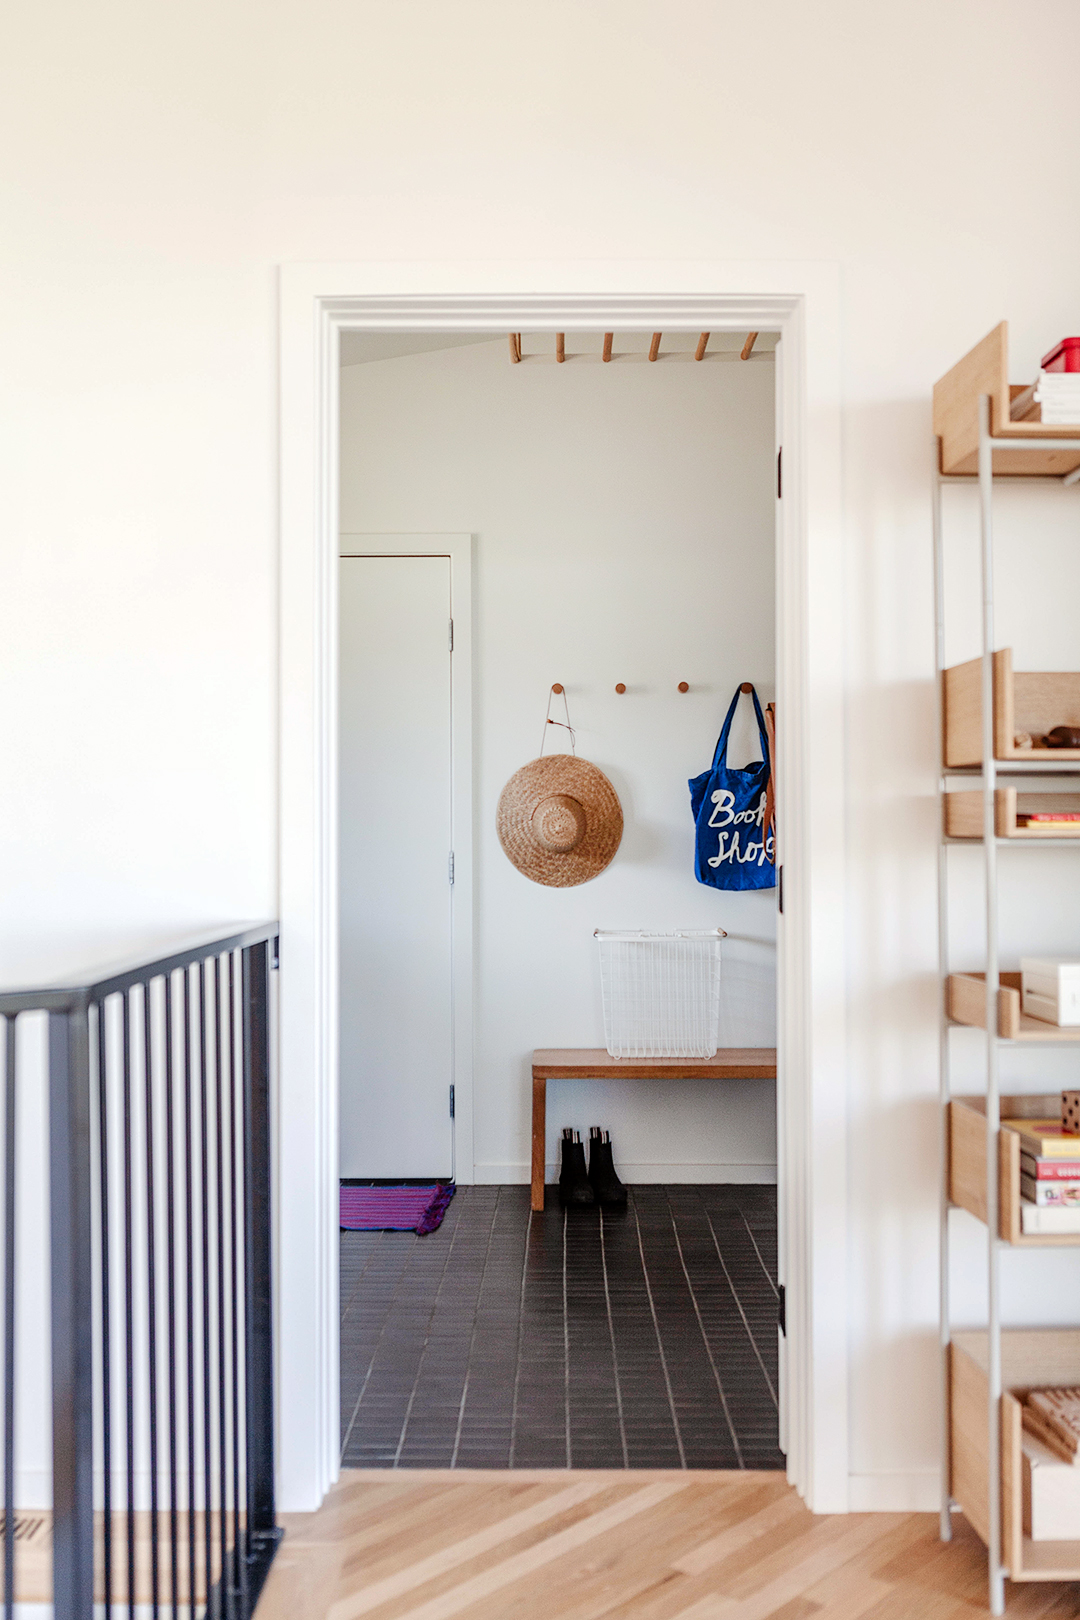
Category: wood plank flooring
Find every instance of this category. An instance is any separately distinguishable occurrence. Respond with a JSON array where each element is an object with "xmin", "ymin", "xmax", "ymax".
[{"xmin": 256, "ymin": 1470, "xmax": 1080, "ymax": 1620}]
